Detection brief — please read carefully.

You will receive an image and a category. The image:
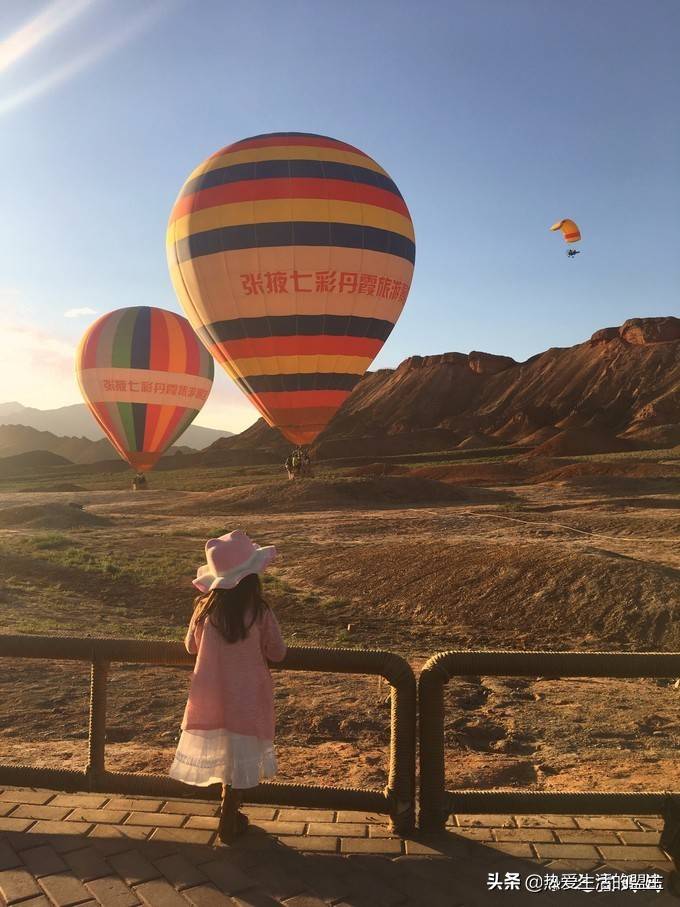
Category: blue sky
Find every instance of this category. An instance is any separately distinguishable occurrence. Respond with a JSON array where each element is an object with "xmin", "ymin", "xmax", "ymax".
[{"xmin": 1, "ymin": 0, "xmax": 678, "ymax": 431}]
